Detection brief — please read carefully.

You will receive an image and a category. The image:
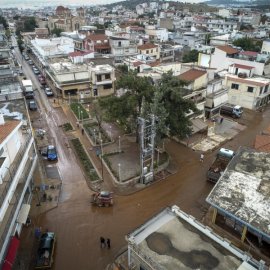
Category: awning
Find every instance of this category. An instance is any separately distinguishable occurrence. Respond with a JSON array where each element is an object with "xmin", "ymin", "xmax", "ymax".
[
  {"xmin": 191, "ymin": 118, "xmax": 208, "ymax": 134},
  {"xmin": 2, "ymin": 236, "xmax": 20, "ymax": 270},
  {"xmin": 17, "ymin": 204, "xmax": 31, "ymax": 224}
]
